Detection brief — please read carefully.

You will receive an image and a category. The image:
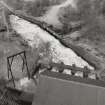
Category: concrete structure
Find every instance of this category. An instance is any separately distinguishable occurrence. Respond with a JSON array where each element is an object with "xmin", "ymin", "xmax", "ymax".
[{"xmin": 32, "ymin": 70, "xmax": 105, "ymax": 105}]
